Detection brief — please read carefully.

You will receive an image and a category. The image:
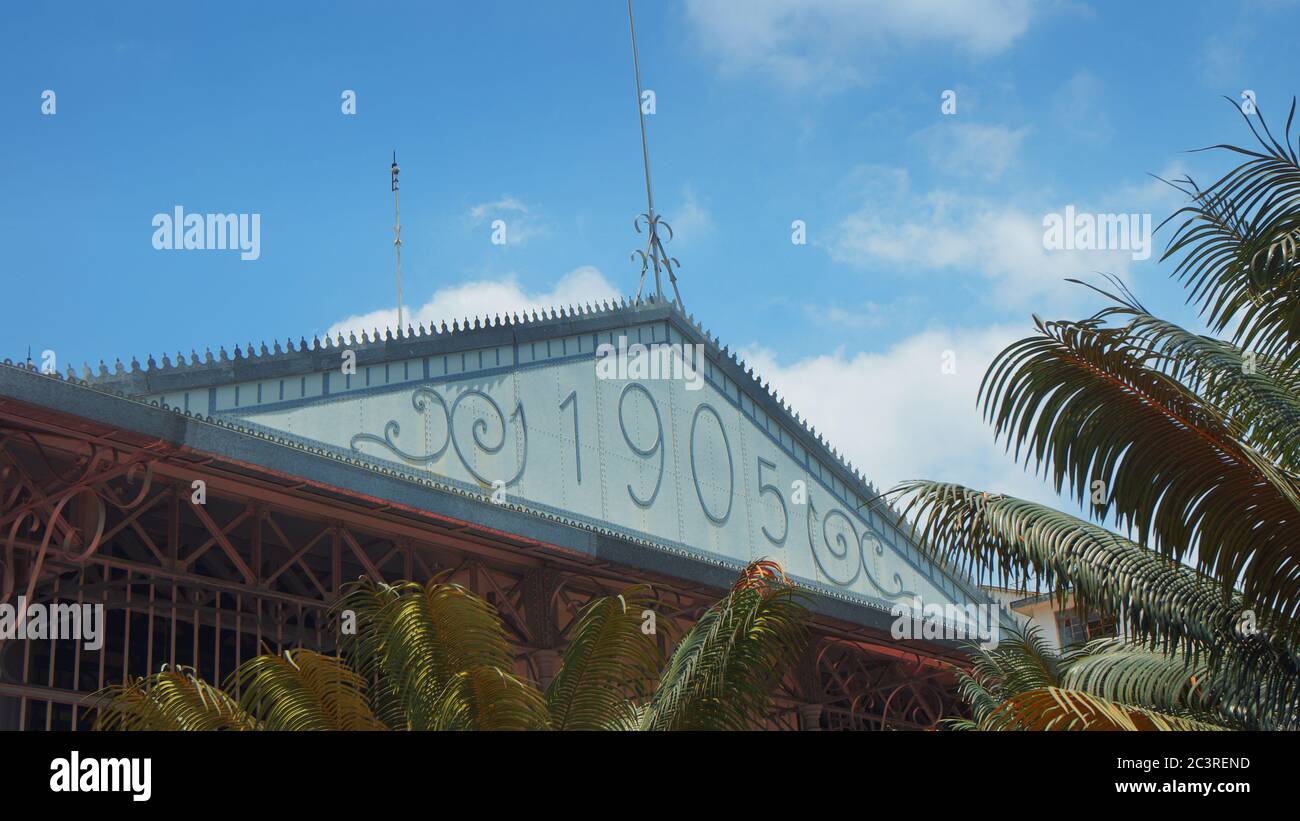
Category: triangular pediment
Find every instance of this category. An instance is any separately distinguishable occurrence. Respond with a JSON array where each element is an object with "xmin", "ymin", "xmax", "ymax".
[{"xmin": 93, "ymin": 300, "xmax": 997, "ymax": 623}]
